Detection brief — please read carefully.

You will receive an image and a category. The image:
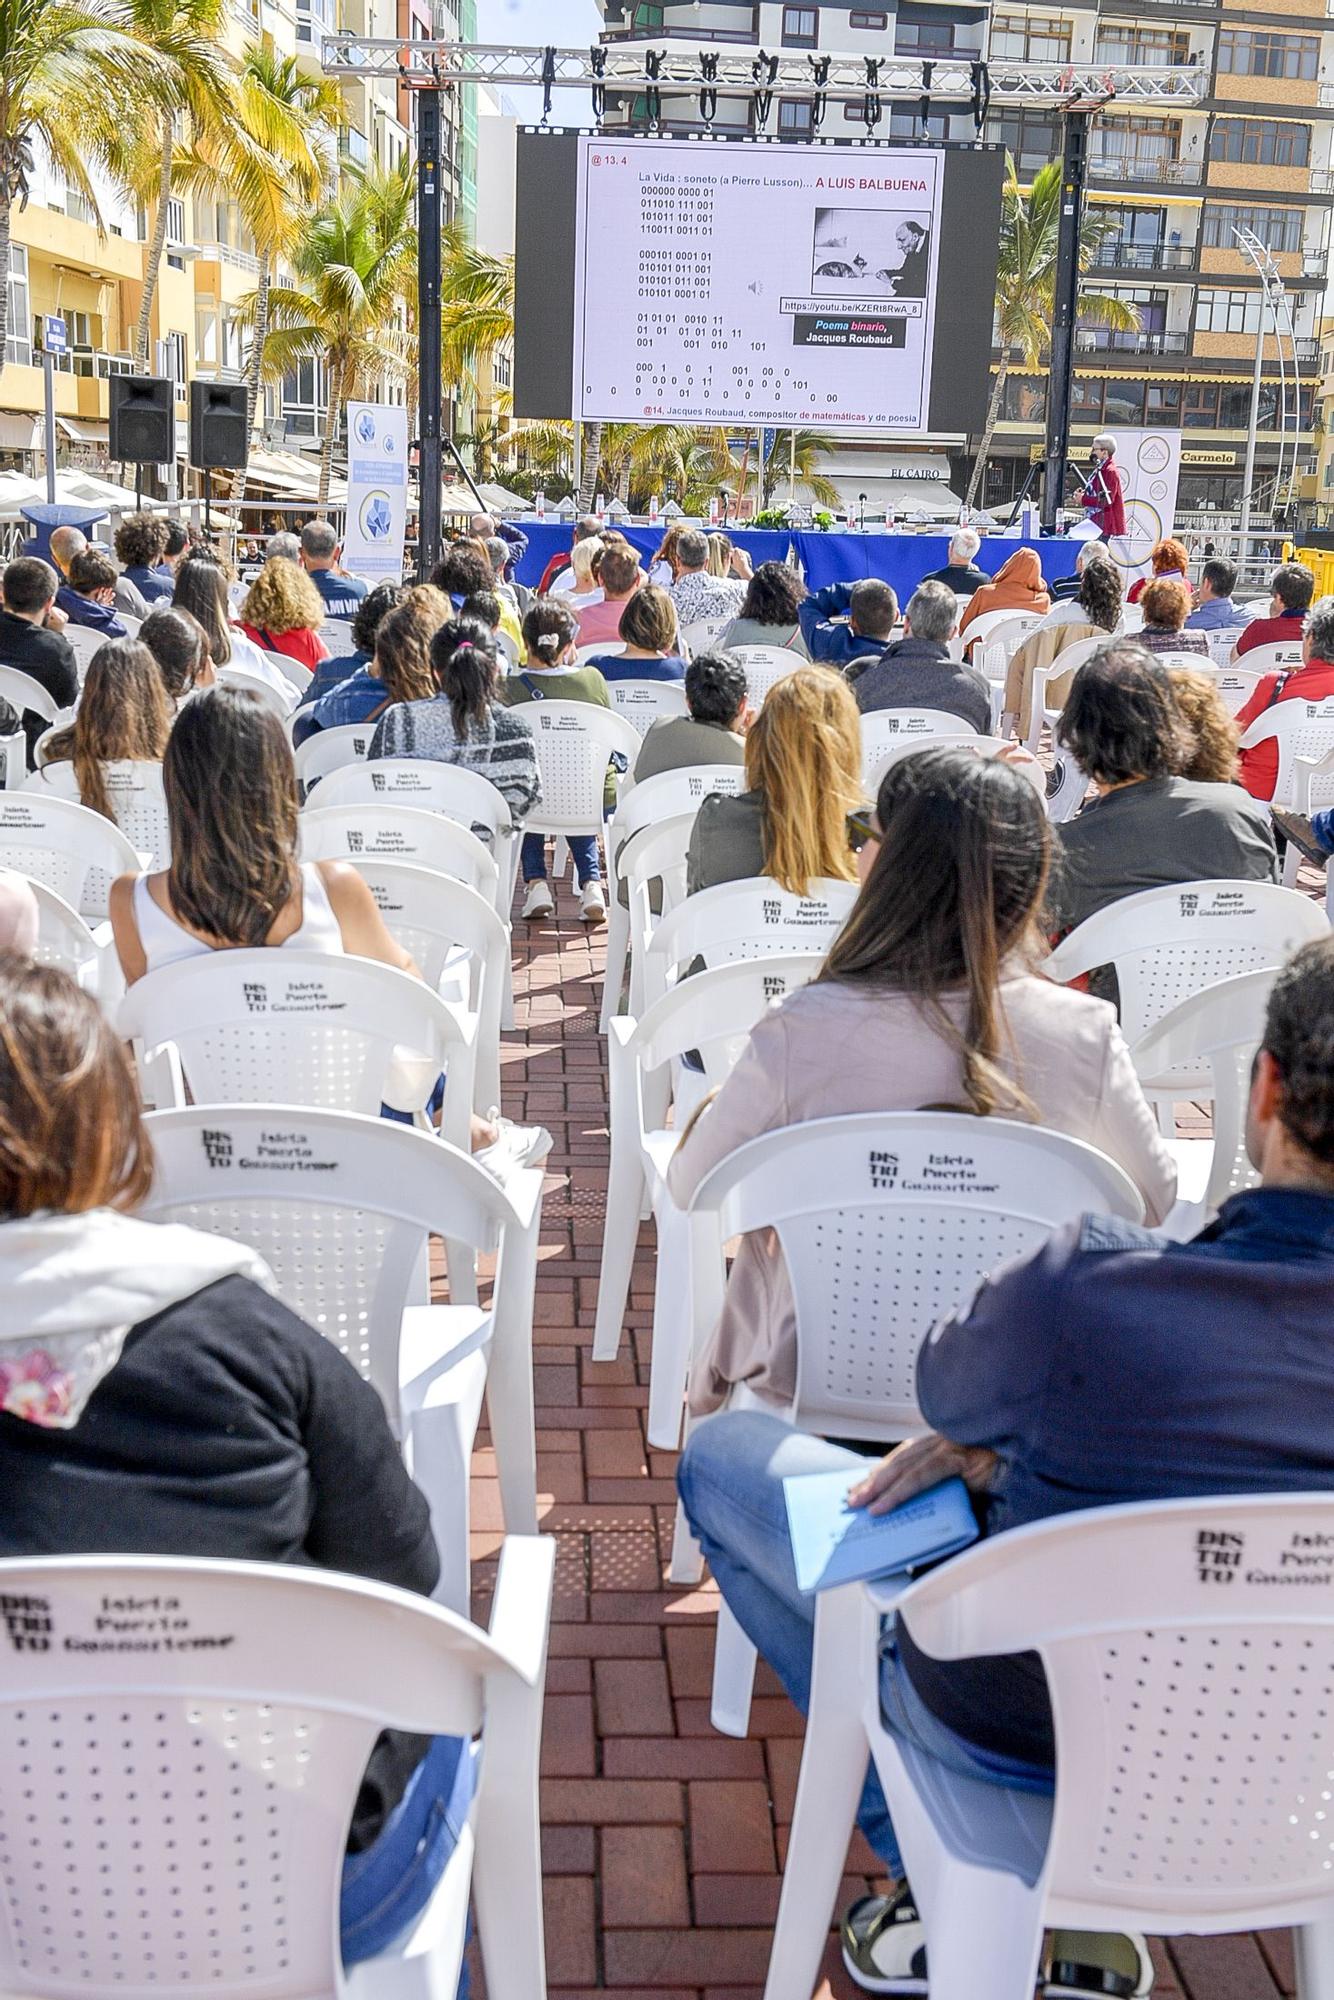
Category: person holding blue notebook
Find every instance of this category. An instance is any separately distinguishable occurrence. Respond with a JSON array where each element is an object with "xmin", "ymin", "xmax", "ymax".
[{"xmin": 678, "ymin": 936, "xmax": 1334, "ymax": 1999}]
